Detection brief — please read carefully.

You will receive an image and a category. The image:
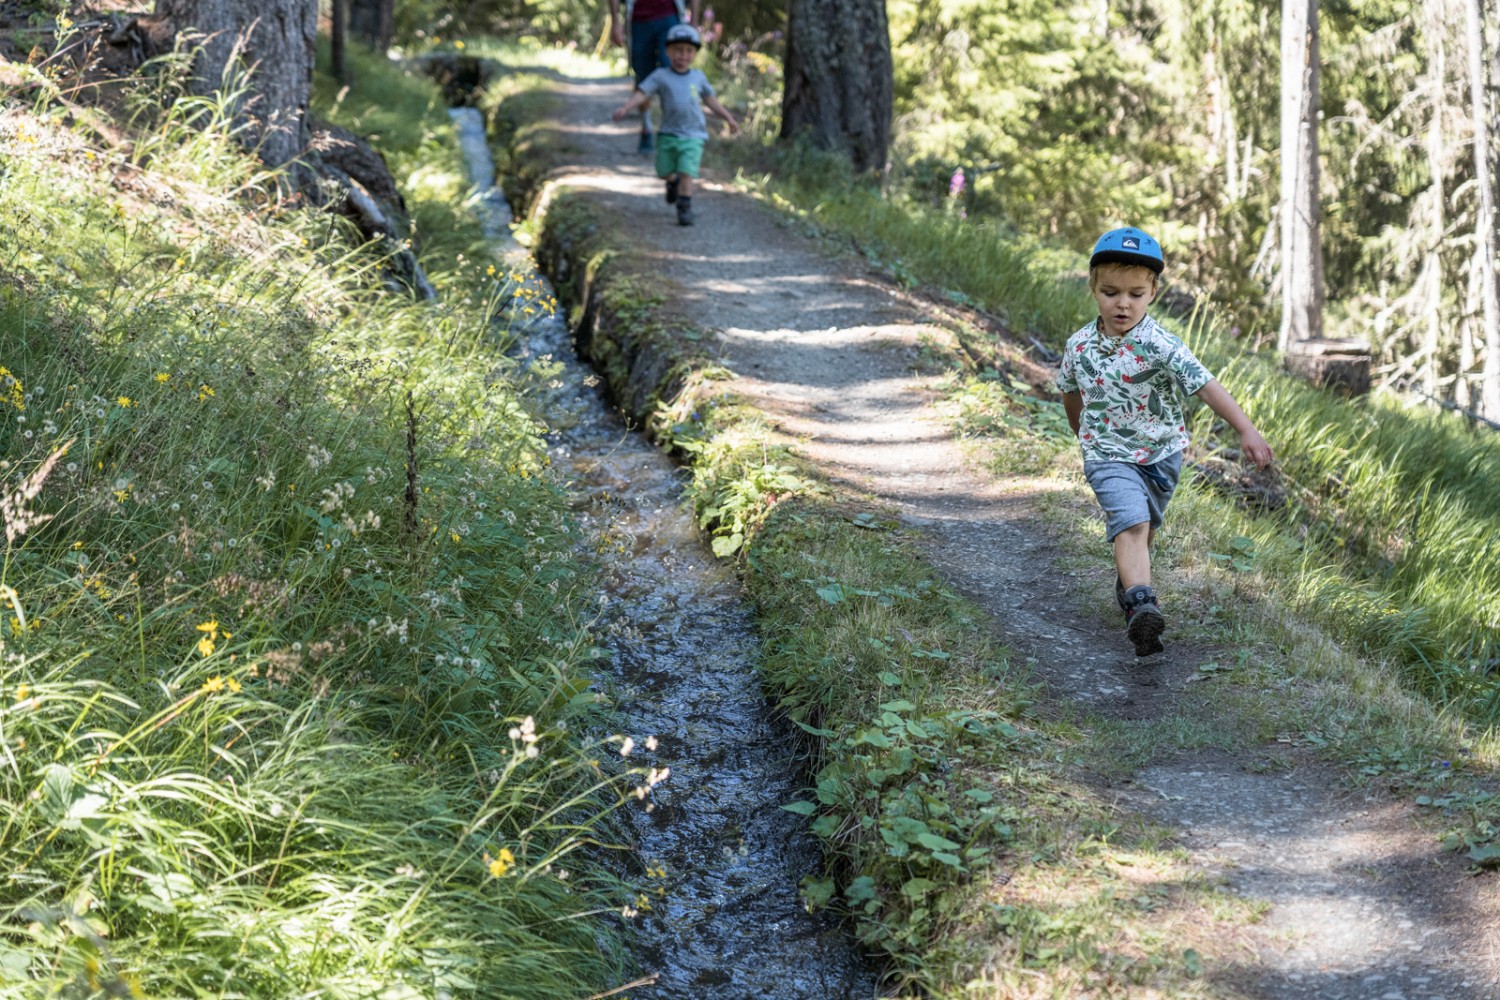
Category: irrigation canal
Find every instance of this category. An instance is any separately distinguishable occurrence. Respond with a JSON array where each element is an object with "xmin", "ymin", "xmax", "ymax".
[{"xmin": 449, "ymin": 106, "xmax": 875, "ymax": 999}]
